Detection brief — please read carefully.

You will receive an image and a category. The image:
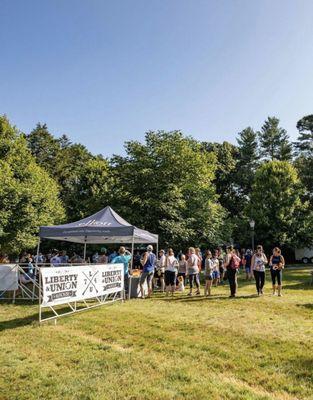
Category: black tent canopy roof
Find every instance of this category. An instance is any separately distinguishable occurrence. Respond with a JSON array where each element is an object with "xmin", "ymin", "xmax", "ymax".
[{"xmin": 39, "ymin": 206, "xmax": 158, "ymax": 244}]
